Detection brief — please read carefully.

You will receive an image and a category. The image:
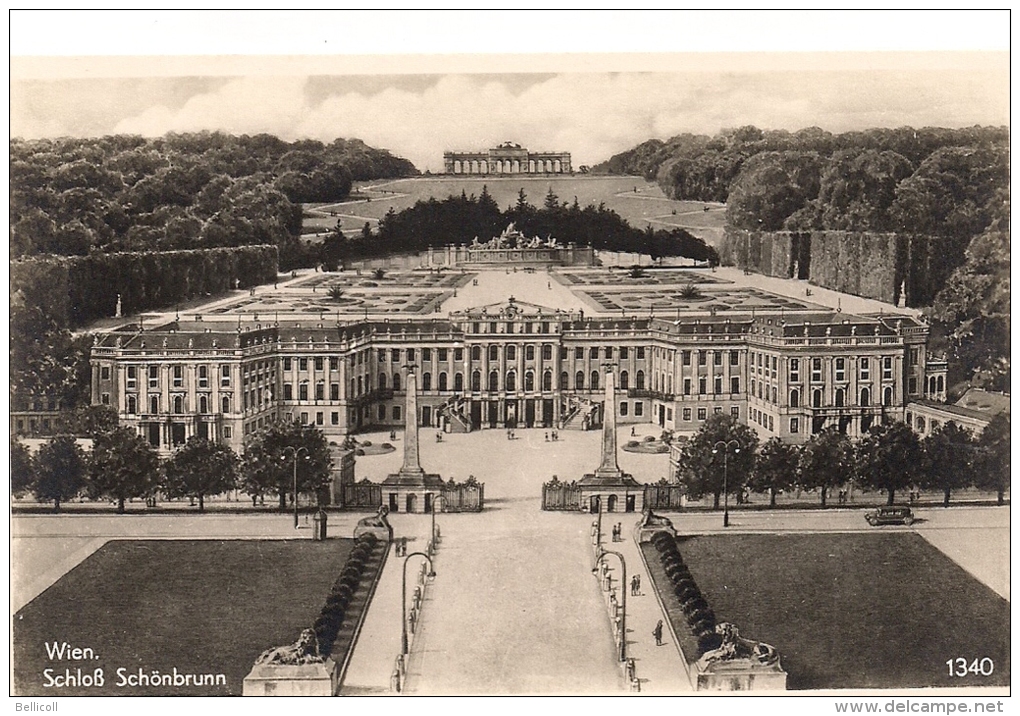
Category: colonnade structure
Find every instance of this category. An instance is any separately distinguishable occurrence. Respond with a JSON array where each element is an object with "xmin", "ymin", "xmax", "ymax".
[{"xmin": 443, "ymin": 141, "xmax": 572, "ymax": 175}]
